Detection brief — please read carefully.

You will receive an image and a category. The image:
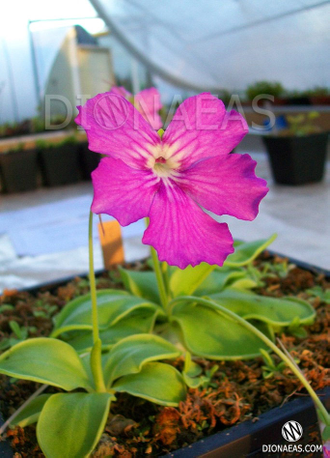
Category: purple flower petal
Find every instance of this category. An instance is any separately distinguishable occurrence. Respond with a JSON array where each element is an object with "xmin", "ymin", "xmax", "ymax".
[
  {"xmin": 91, "ymin": 157, "xmax": 160, "ymax": 226},
  {"xmin": 75, "ymin": 92, "xmax": 160, "ymax": 168},
  {"xmin": 77, "ymin": 91, "xmax": 268, "ymax": 268},
  {"xmin": 110, "ymin": 86, "xmax": 162, "ymax": 130},
  {"xmin": 179, "ymin": 154, "xmax": 269, "ymax": 220},
  {"xmin": 142, "ymin": 182, "xmax": 234, "ymax": 268},
  {"xmin": 162, "ymin": 93, "xmax": 248, "ymax": 170},
  {"xmin": 135, "ymin": 88, "xmax": 163, "ymax": 130}
]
